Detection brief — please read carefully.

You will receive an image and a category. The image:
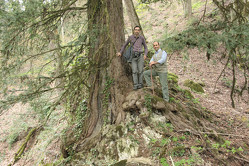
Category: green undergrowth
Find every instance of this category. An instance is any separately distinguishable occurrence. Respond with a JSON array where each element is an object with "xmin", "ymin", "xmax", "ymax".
[
  {"xmin": 183, "ymin": 79, "xmax": 205, "ymax": 93},
  {"xmin": 5, "ymin": 119, "xmax": 30, "ymax": 148}
]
